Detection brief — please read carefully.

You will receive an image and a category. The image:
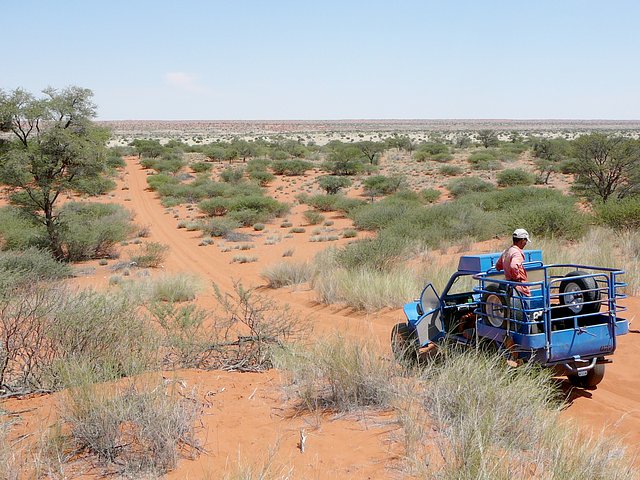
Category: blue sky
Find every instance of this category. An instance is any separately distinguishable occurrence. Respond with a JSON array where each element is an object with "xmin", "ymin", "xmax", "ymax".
[{"xmin": 3, "ymin": 0, "xmax": 639, "ymax": 120}]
